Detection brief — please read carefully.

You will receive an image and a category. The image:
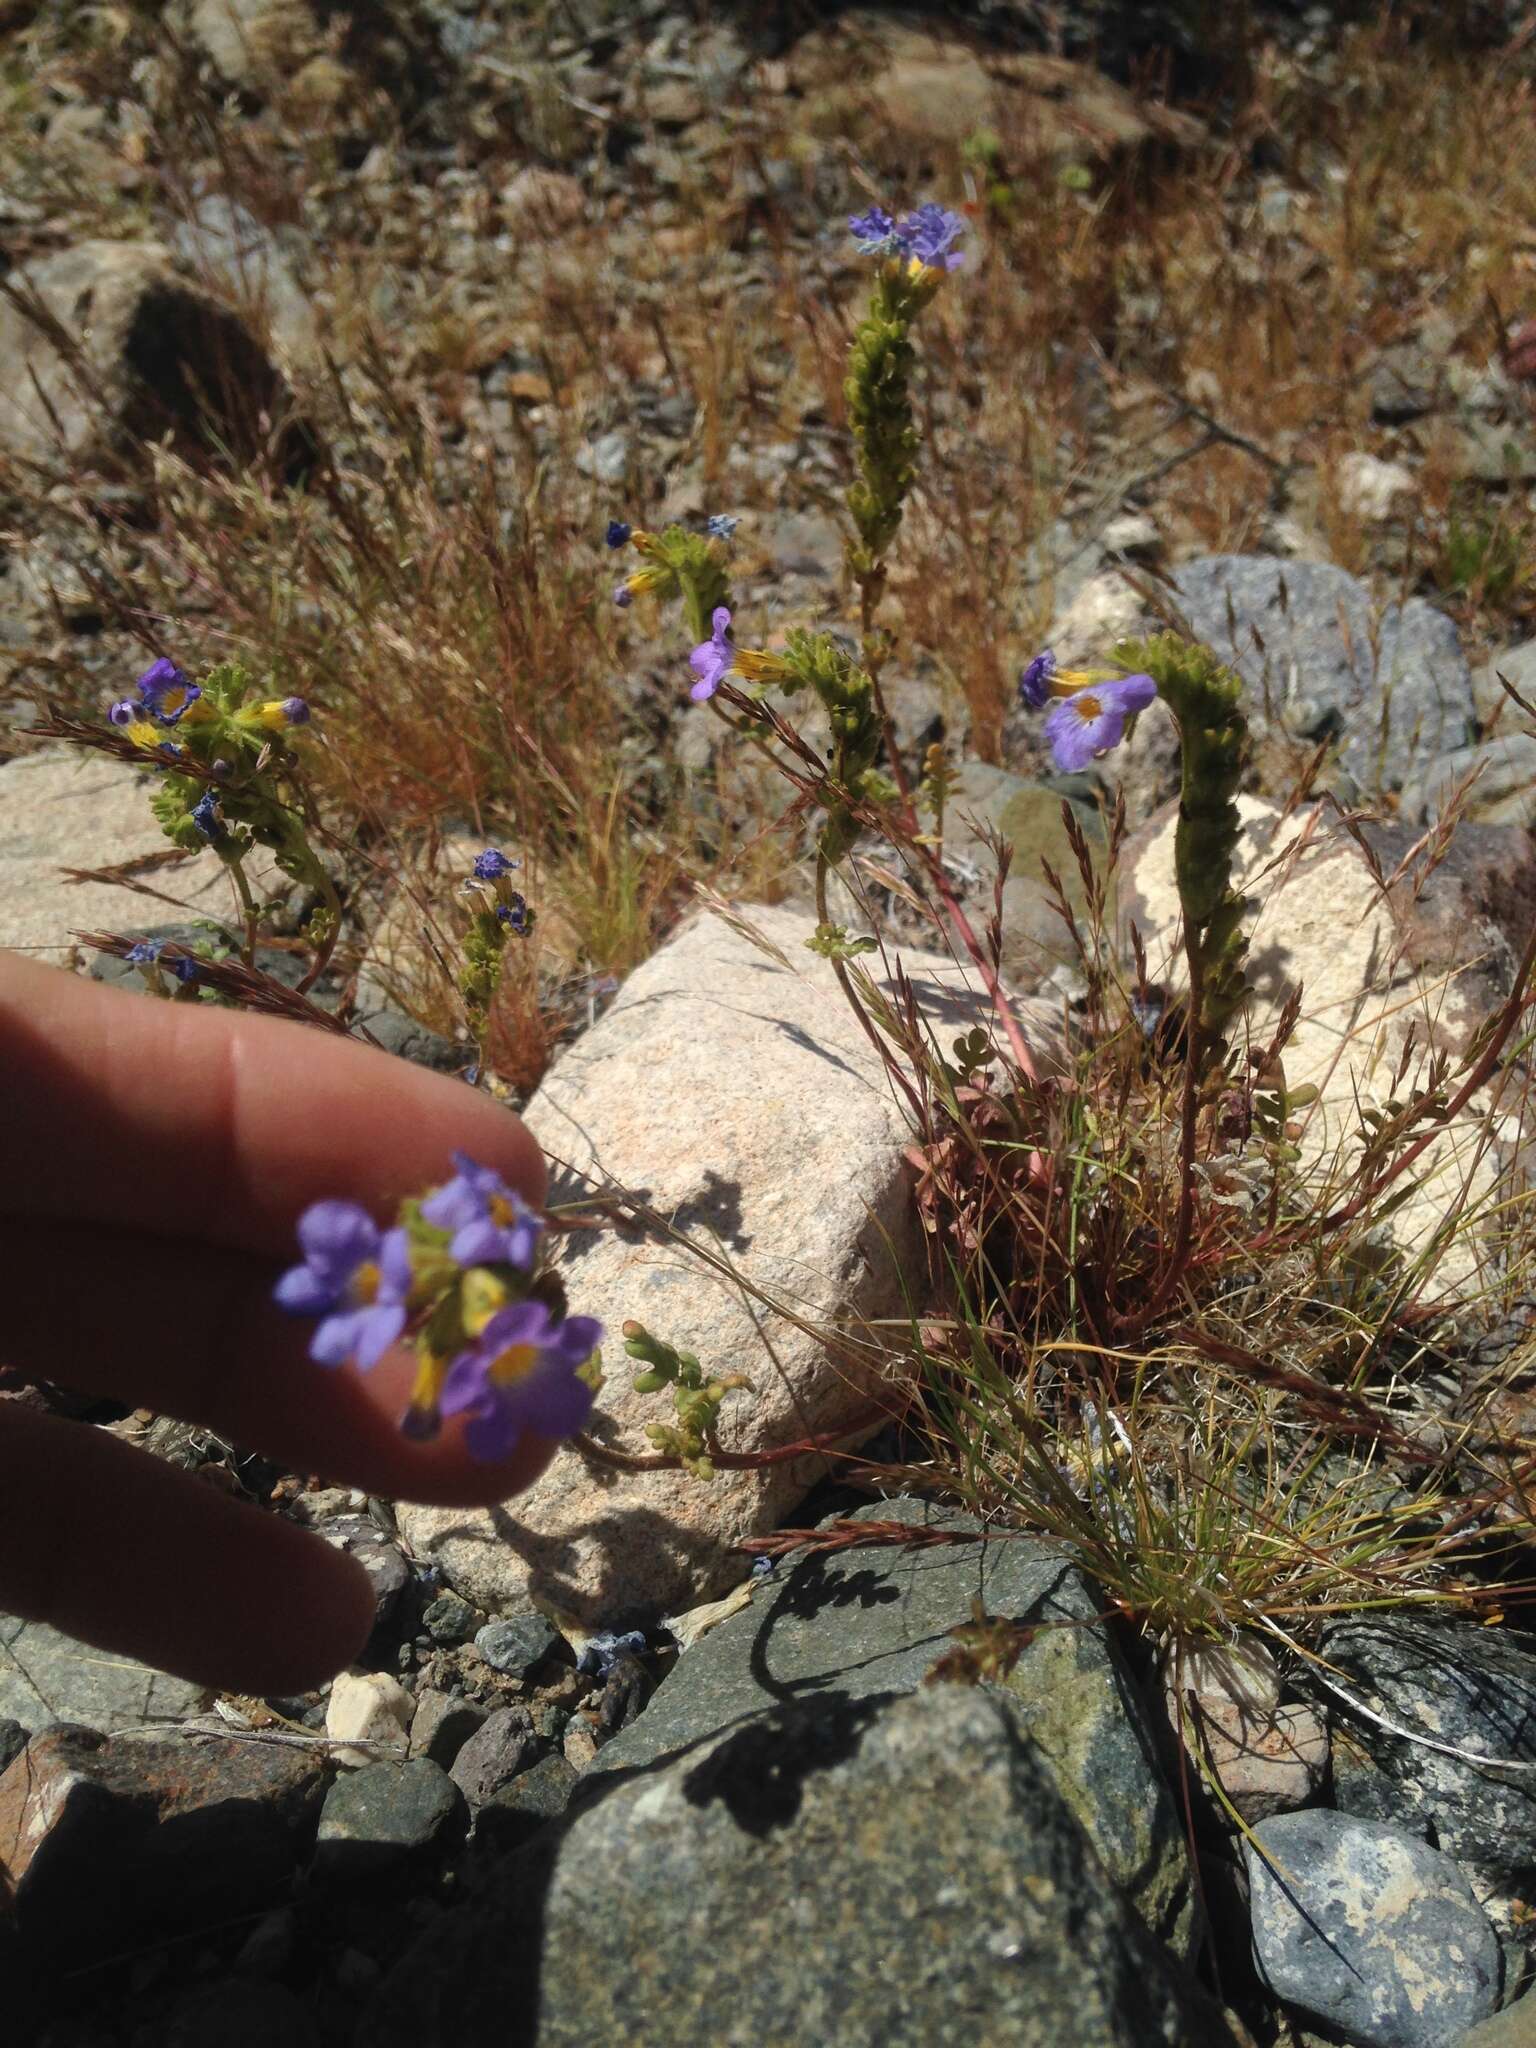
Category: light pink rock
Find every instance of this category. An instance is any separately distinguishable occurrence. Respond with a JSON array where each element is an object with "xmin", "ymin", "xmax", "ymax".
[{"xmin": 398, "ymin": 904, "xmax": 1063, "ymax": 1628}]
